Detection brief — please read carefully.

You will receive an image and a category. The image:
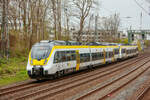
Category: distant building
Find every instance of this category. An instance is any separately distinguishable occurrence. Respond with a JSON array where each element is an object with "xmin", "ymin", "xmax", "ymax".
[
  {"xmin": 118, "ymin": 31, "xmax": 127, "ymax": 39},
  {"xmin": 48, "ymin": 27, "xmax": 123, "ymax": 42},
  {"xmin": 71, "ymin": 29, "xmax": 121, "ymax": 42}
]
